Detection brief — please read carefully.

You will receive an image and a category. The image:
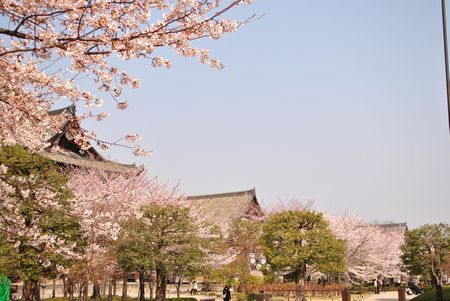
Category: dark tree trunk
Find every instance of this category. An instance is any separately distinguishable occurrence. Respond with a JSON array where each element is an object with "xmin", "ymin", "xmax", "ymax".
[
  {"xmin": 23, "ymin": 280, "xmax": 33, "ymax": 301},
  {"xmin": 23, "ymin": 280, "xmax": 41, "ymax": 301},
  {"xmin": 63, "ymin": 277, "xmax": 68, "ymax": 298},
  {"xmin": 92, "ymin": 281, "xmax": 101, "ymax": 299},
  {"xmin": 139, "ymin": 270, "xmax": 146, "ymax": 301},
  {"xmin": 52, "ymin": 279, "xmax": 56, "ymax": 298},
  {"xmin": 68, "ymin": 281, "xmax": 74, "ymax": 301},
  {"xmin": 113, "ymin": 278, "xmax": 117, "ymax": 296},
  {"xmin": 155, "ymin": 271, "xmax": 167, "ymax": 301},
  {"xmin": 121, "ymin": 275, "xmax": 128, "ymax": 301},
  {"xmin": 108, "ymin": 281, "xmax": 113, "ymax": 301},
  {"xmin": 295, "ymin": 265, "xmax": 307, "ymax": 301}
]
